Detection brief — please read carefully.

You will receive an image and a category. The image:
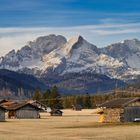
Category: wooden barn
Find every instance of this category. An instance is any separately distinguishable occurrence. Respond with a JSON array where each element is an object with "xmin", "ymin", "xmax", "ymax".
[
  {"xmin": 72, "ymin": 104, "xmax": 82, "ymax": 111},
  {"xmin": 97, "ymin": 97, "xmax": 140, "ymax": 123},
  {"xmin": 0, "ymin": 106, "xmax": 6, "ymax": 121},
  {"xmin": 50, "ymin": 109, "xmax": 63, "ymax": 116},
  {"xmin": 2, "ymin": 102, "xmax": 41, "ymax": 119}
]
